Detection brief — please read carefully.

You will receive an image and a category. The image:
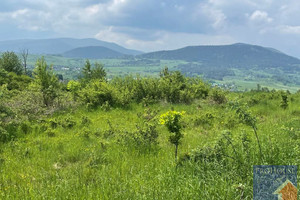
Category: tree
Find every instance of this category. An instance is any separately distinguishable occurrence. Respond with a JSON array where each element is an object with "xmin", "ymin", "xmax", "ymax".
[
  {"xmin": 33, "ymin": 57, "xmax": 59, "ymax": 106},
  {"xmin": 91, "ymin": 62, "xmax": 106, "ymax": 80},
  {"xmin": 20, "ymin": 49, "xmax": 29, "ymax": 75},
  {"xmin": 160, "ymin": 110, "xmax": 185, "ymax": 160},
  {"xmin": 81, "ymin": 60, "xmax": 106, "ymax": 81},
  {"xmin": 0, "ymin": 51, "xmax": 23, "ymax": 75},
  {"xmin": 82, "ymin": 59, "xmax": 92, "ymax": 80}
]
